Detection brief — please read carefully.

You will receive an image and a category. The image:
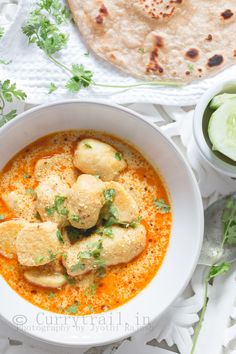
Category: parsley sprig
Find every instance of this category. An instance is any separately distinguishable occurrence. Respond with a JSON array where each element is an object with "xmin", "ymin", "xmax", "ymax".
[
  {"xmin": 0, "ymin": 80, "xmax": 27, "ymax": 127},
  {"xmin": 191, "ymin": 196, "xmax": 236, "ymax": 354},
  {"xmin": 22, "ymin": 1, "xmax": 183, "ymax": 94}
]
